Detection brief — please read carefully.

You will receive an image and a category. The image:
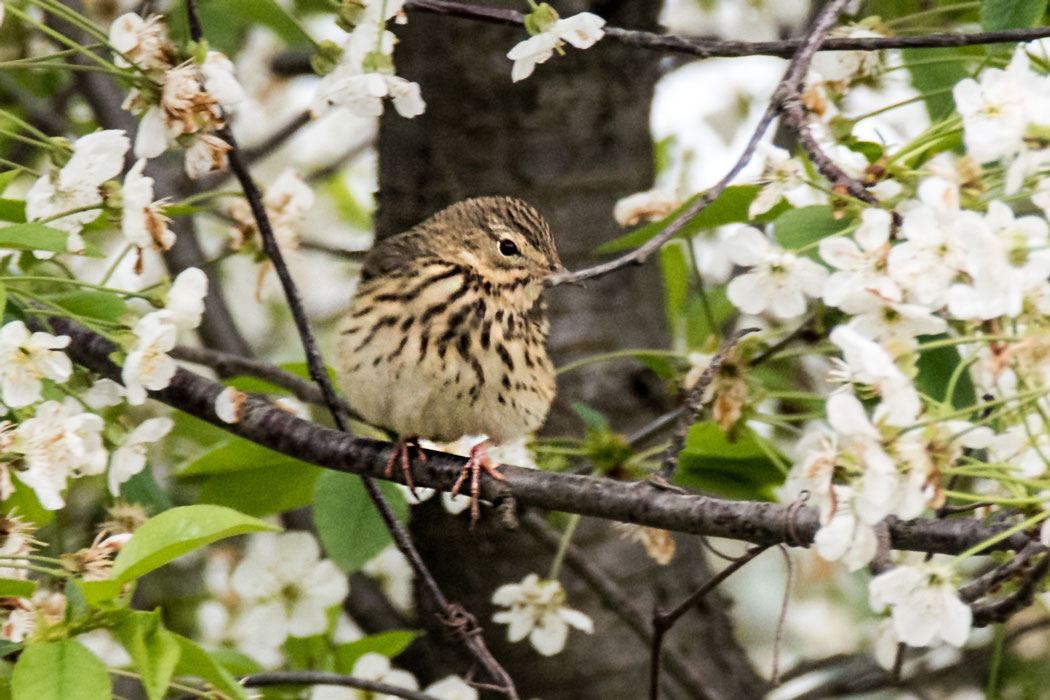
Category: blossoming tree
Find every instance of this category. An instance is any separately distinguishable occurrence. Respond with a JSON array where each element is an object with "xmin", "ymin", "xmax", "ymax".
[{"xmin": 3, "ymin": 0, "xmax": 1050, "ymax": 699}]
